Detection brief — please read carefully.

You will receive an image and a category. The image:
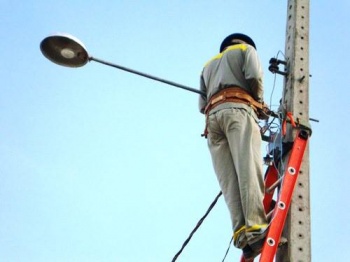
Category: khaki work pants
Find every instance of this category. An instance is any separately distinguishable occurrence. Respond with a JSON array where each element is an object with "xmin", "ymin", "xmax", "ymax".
[{"xmin": 207, "ymin": 107, "xmax": 268, "ymax": 248}]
